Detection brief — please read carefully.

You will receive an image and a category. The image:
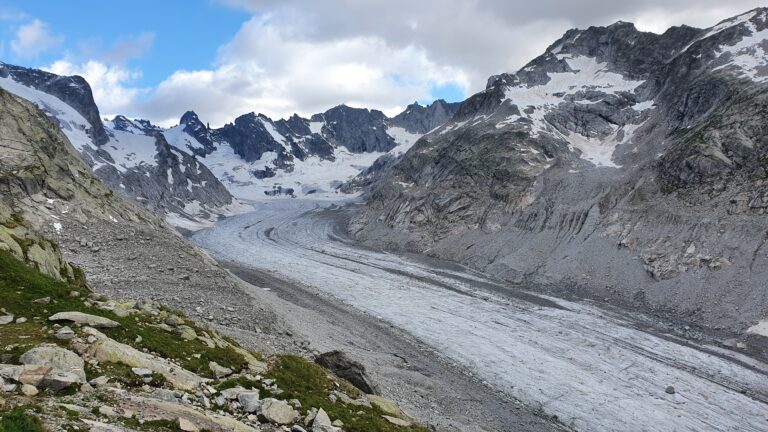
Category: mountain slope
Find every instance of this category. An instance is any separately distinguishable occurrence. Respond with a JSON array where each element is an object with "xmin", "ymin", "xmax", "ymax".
[
  {"xmin": 351, "ymin": 8, "xmax": 768, "ymax": 342},
  {"xmin": 0, "ymin": 63, "xmax": 241, "ymax": 230}
]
